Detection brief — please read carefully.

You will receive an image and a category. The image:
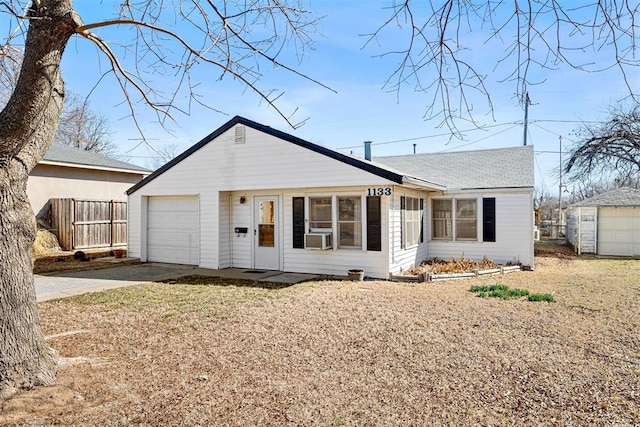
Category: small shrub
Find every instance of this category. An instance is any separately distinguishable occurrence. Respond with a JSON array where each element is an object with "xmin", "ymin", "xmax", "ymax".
[
  {"xmin": 470, "ymin": 285, "xmax": 490, "ymax": 293},
  {"xmin": 489, "ymin": 289, "xmax": 507, "ymax": 299},
  {"xmin": 469, "ymin": 284, "xmax": 552, "ymax": 302},
  {"xmin": 528, "ymin": 293, "xmax": 555, "ymax": 302},
  {"xmin": 507, "ymin": 288, "xmax": 530, "ymax": 298}
]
